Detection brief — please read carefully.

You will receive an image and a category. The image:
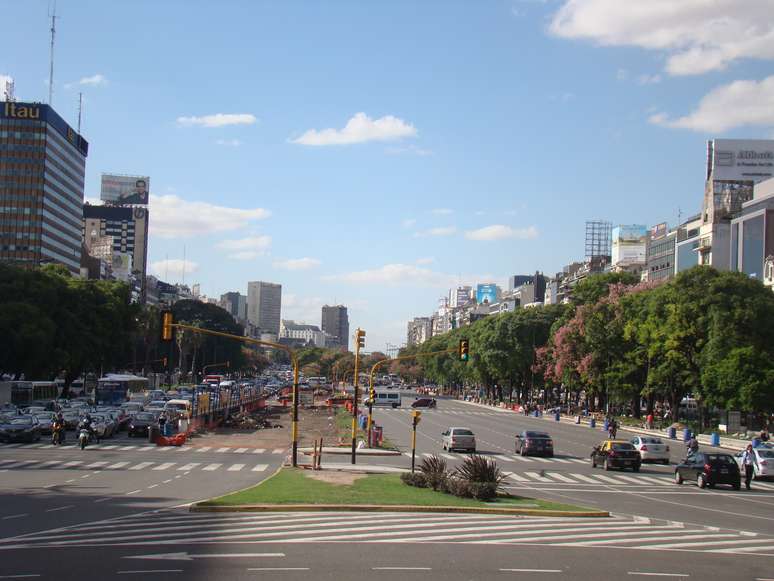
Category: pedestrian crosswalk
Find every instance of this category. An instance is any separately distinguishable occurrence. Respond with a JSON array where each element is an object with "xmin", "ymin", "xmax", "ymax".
[
  {"xmin": 0, "ymin": 510, "xmax": 770, "ymax": 556},
  {"xmin": 0, "ymin": 443, "xmax": 287, "ymax": 455},
  {"xmin": 0, "ymin": 457, "xmax": 271, "ymax": 474},
  {"xmin": 499, "ymin": 470, "xmax": 774, "ymax": 489},
  {"xmin": 414, "ymin": 451, "xmax": 589, "ymax": 465},
  {"xmin": 382, "ymin": 409, "xmax": 507, "ymax": 417}
]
